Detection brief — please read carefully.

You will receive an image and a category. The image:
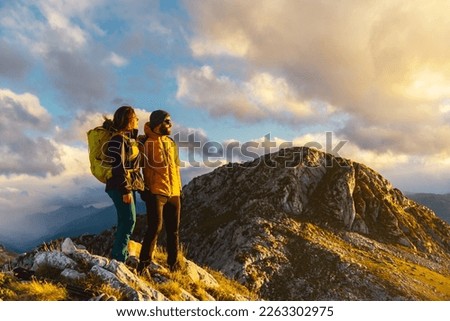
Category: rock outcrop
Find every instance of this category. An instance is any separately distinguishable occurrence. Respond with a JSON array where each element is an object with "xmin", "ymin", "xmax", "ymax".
[
  {"xmin": 2, "ymin": 237, "xmax": 251, "ymax": 301},
  {"xmin": 180, "ymin": 147, "xmax": 450, "ymax": 300}
]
